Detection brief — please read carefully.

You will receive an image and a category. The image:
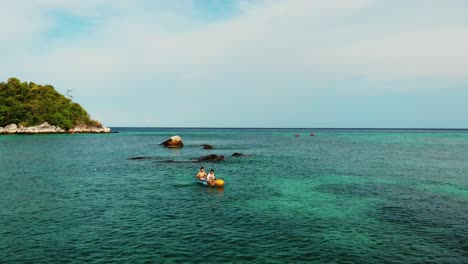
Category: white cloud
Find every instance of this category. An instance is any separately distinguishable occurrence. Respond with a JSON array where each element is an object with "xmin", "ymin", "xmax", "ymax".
[
  {"xmin": 3, "ymin": 0, "xmax": 468, "ymax": 87},
  {"xmin": 178, "ymin": 73, "xmax": 215, "ymax": 81},
  {"xmin": 331, "ymin": 27, "xmax": 468, "ymax": 80},
  {"xmin": 1, "ymin": 0, "xmax": 468, "ymax": 126}
]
